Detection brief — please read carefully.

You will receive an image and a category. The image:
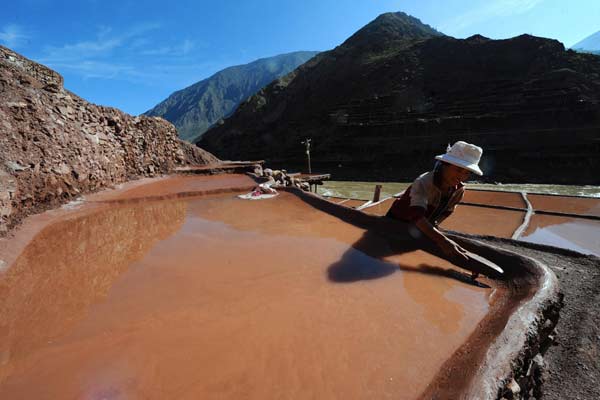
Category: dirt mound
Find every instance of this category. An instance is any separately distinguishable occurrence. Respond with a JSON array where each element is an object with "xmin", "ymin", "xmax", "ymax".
[{"xmin": 0, "ymin": 45, "xmax": 220, "ymax": 234}]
